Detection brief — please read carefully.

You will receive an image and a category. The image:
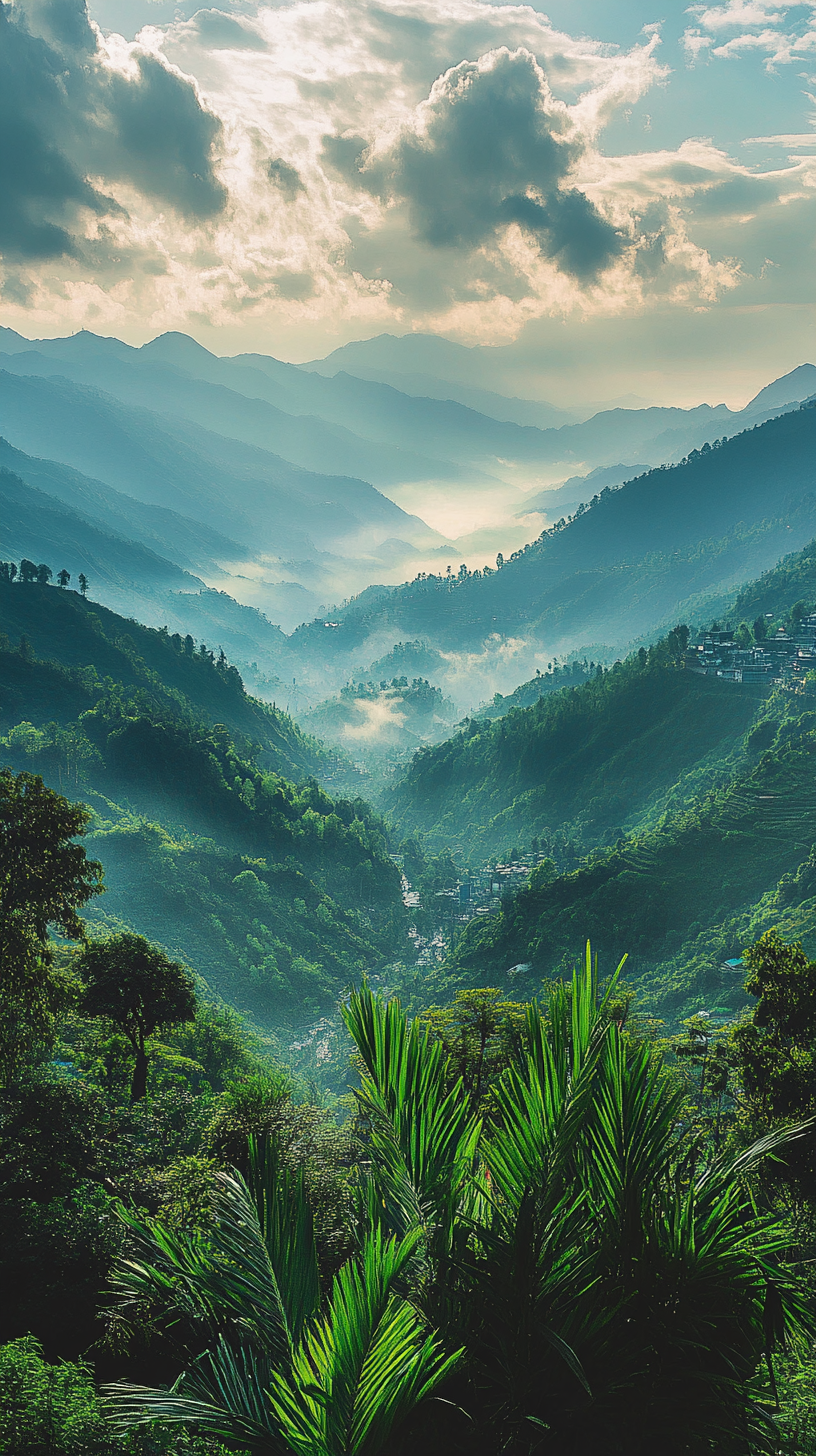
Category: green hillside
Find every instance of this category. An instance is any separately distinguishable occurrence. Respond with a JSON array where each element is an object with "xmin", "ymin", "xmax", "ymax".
[
  {"xmin": 446, "ymin": 695, "xmax": 816, "ymax": 1018},
  {"xmin": 384, "ymin": 630, "xmax": 767, "ymax": 860},
  {"xmin": 290, "ymin": 404, "xmax": 816, "ymax": 660},
  {"xmin": 0, "ymin": 579, "xmax": 405, "ymax": 1022},
  {"xmin": 0, "ymin": 577, "xmax": 318, "ymax": 780},
  {"xmin": 729, "ymin": 537, "xmax": 816, "ymax": 624}
]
